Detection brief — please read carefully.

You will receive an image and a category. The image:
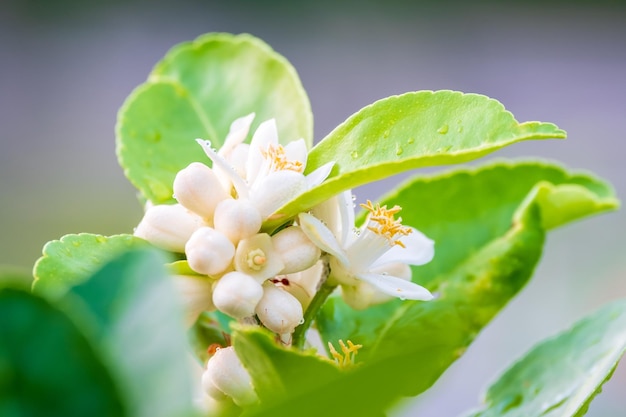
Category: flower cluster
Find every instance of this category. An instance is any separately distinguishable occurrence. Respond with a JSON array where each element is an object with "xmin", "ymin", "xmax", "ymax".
[{"xmin": 133, "ymin": 114, "xmax": 434, "ymax": 408}]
